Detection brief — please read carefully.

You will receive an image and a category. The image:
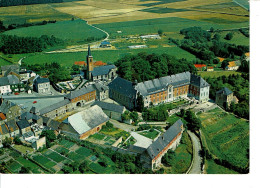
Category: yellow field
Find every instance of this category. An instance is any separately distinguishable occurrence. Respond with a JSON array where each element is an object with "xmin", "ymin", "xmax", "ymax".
[{"xmin": 0, "ymin": 0, "xmax": 249, "ymax": 25}]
